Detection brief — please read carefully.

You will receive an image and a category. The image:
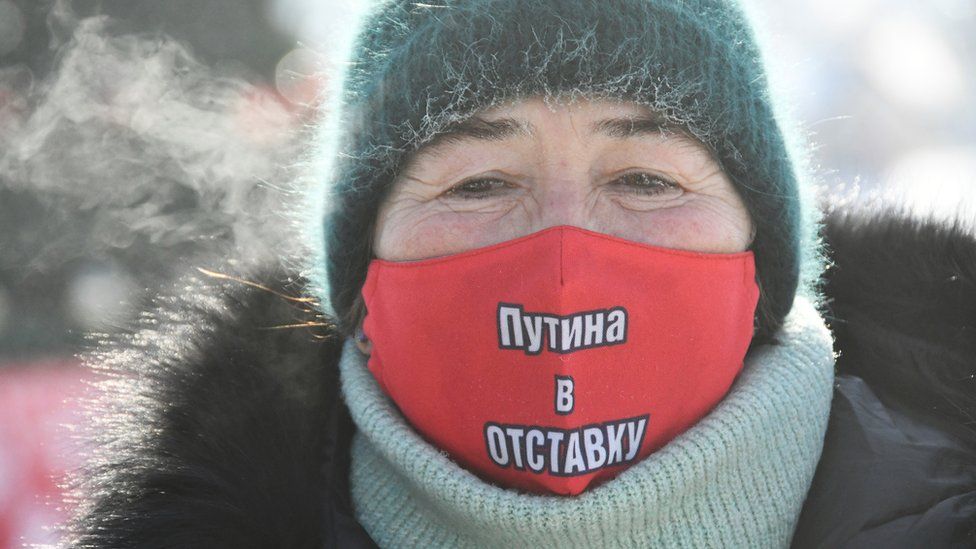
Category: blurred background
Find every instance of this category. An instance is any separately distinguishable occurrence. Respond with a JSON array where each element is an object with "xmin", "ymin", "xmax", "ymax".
[{"xmin": 0, "ymin": 0, "xmax": 974, "ymax": 545}]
